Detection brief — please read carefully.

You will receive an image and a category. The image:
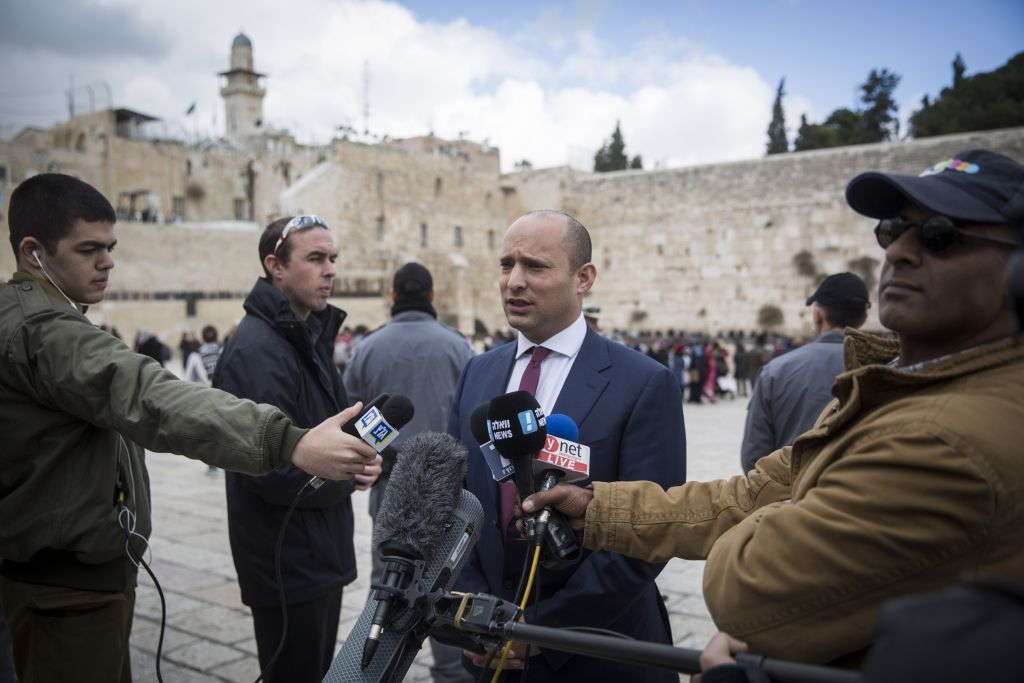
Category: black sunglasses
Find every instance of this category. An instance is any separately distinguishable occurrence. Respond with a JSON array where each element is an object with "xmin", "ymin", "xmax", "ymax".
[{"xmin": 874, "ymin": 215, "xmax": 1020, "ymax": 254}]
